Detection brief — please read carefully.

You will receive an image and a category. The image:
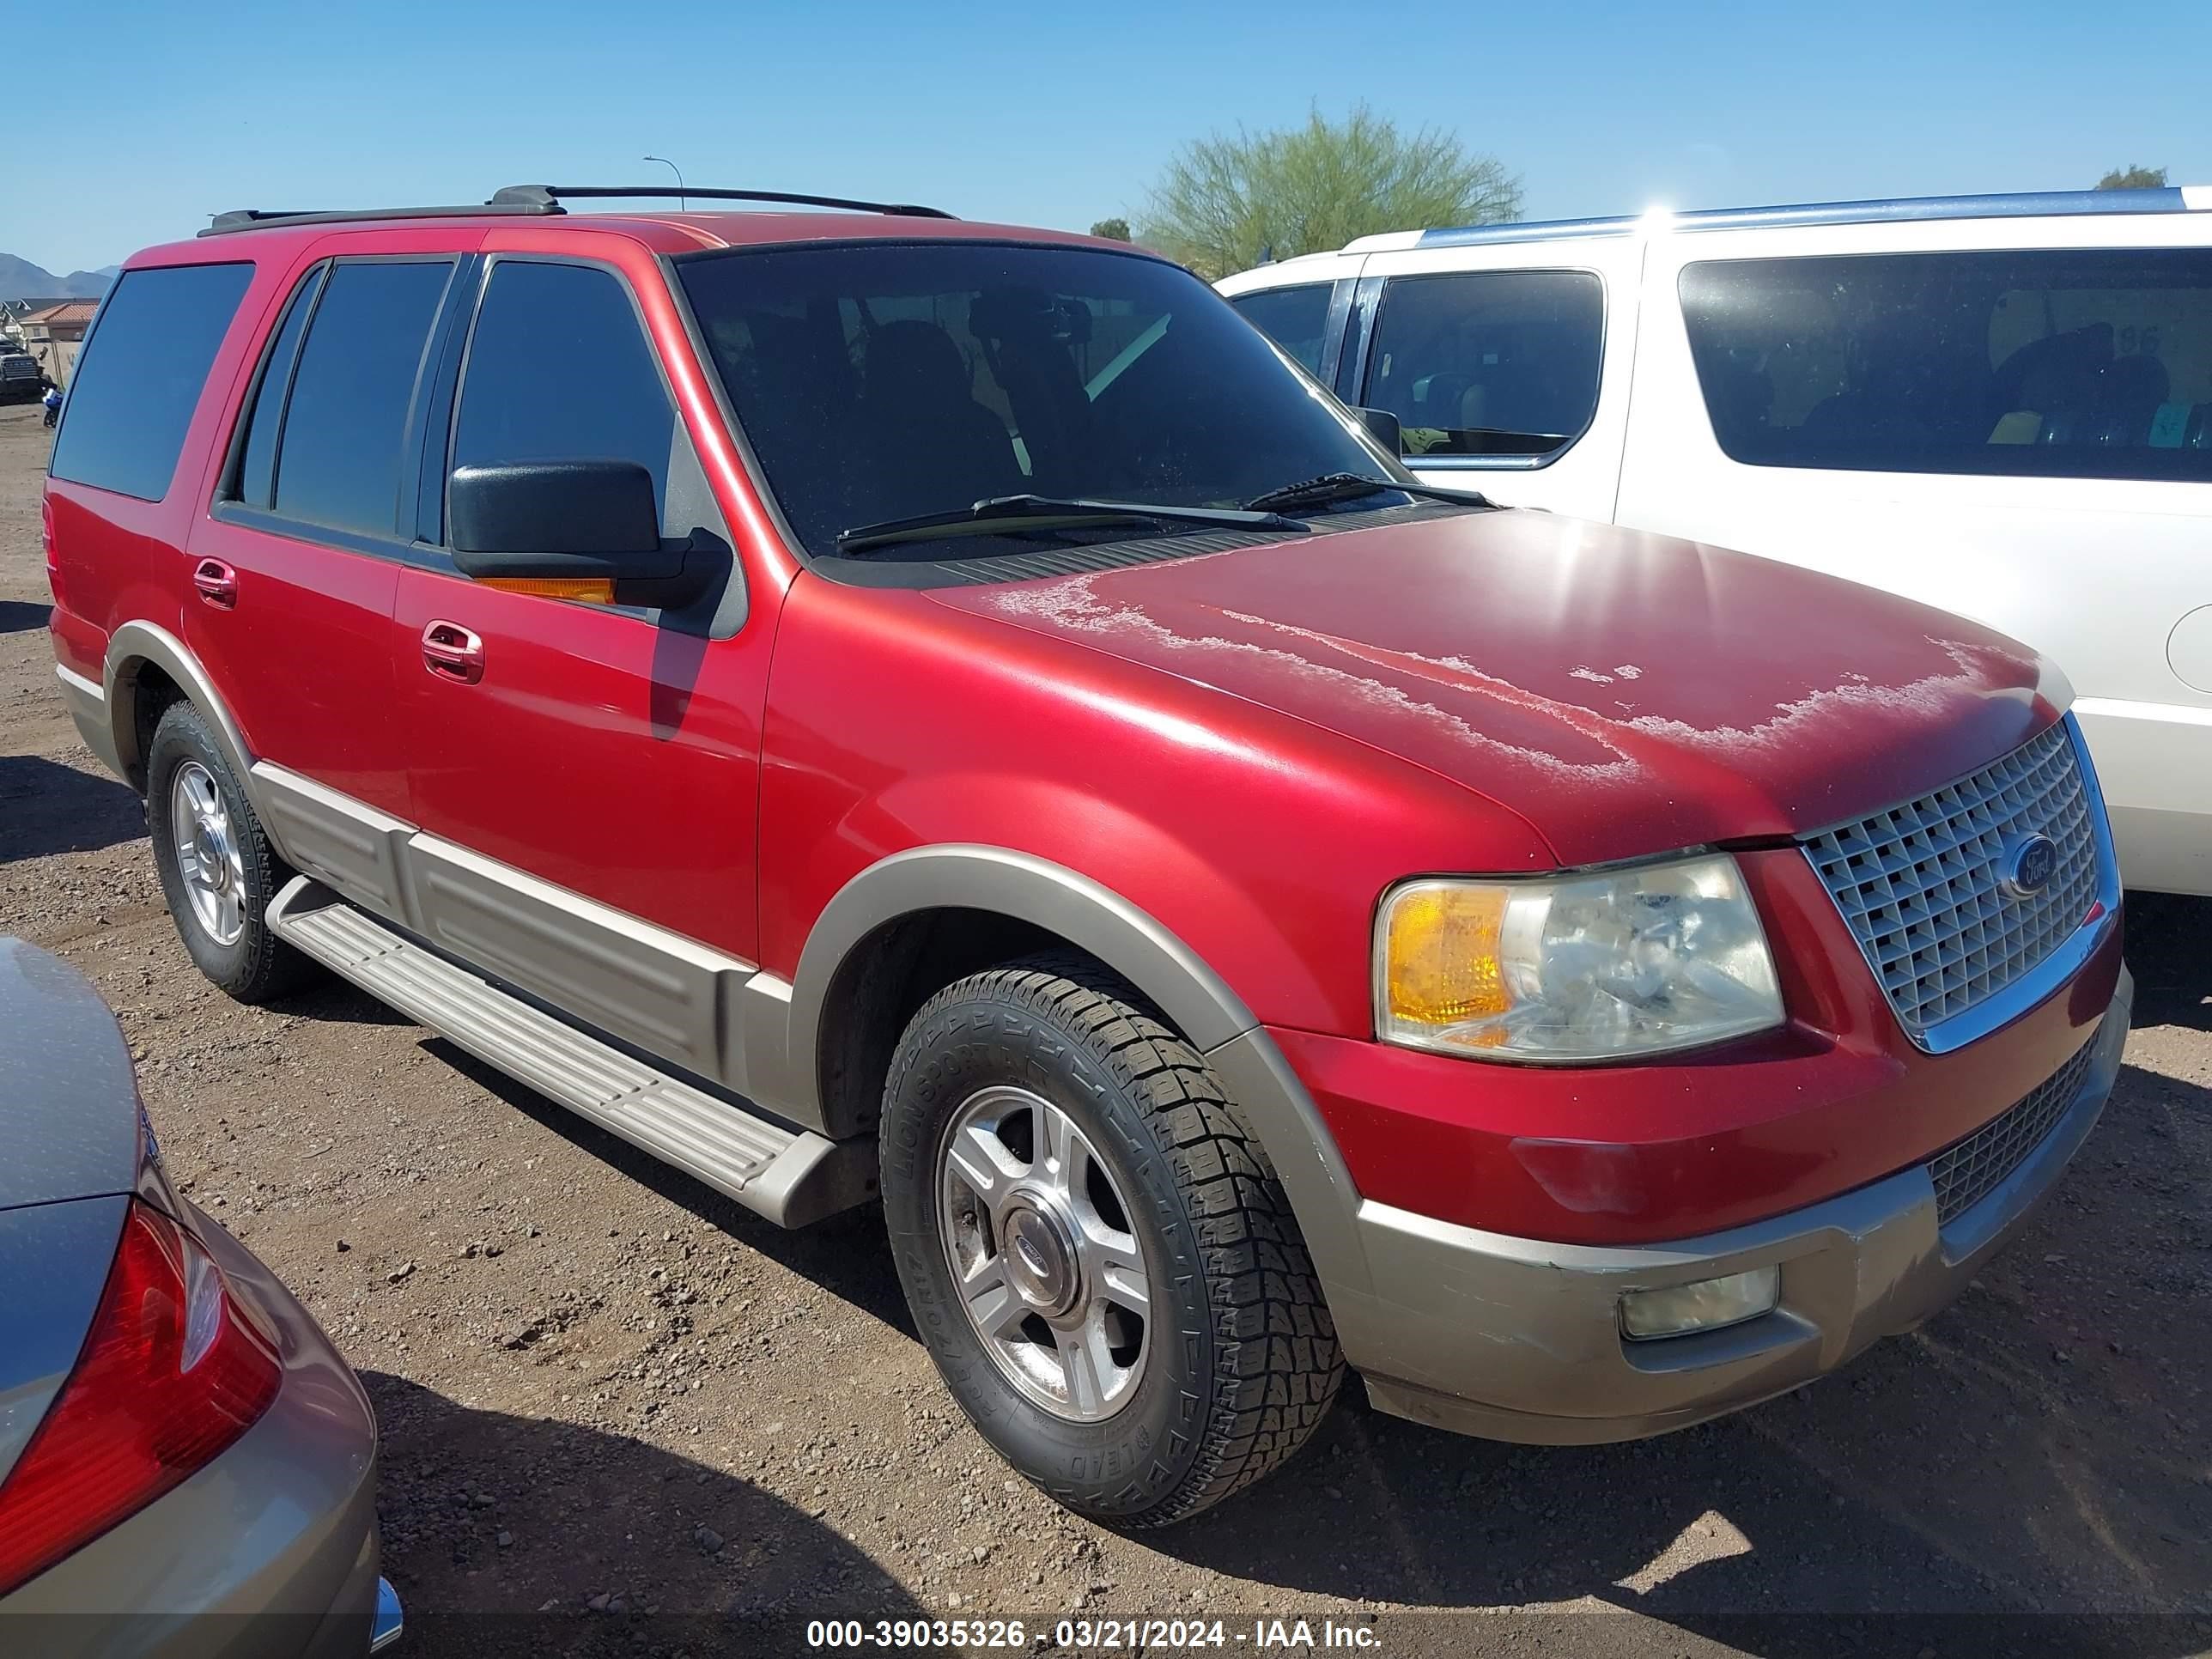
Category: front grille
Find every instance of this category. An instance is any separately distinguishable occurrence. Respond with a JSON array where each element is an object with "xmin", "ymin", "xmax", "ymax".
[
  {"xmin": 1929, "ymin": 1038, "xmax": 2097, "ymax": 1224},
  {"xmin": 1802, "ymin": 721, "xmax": 2099, "ymax": 1043}
]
